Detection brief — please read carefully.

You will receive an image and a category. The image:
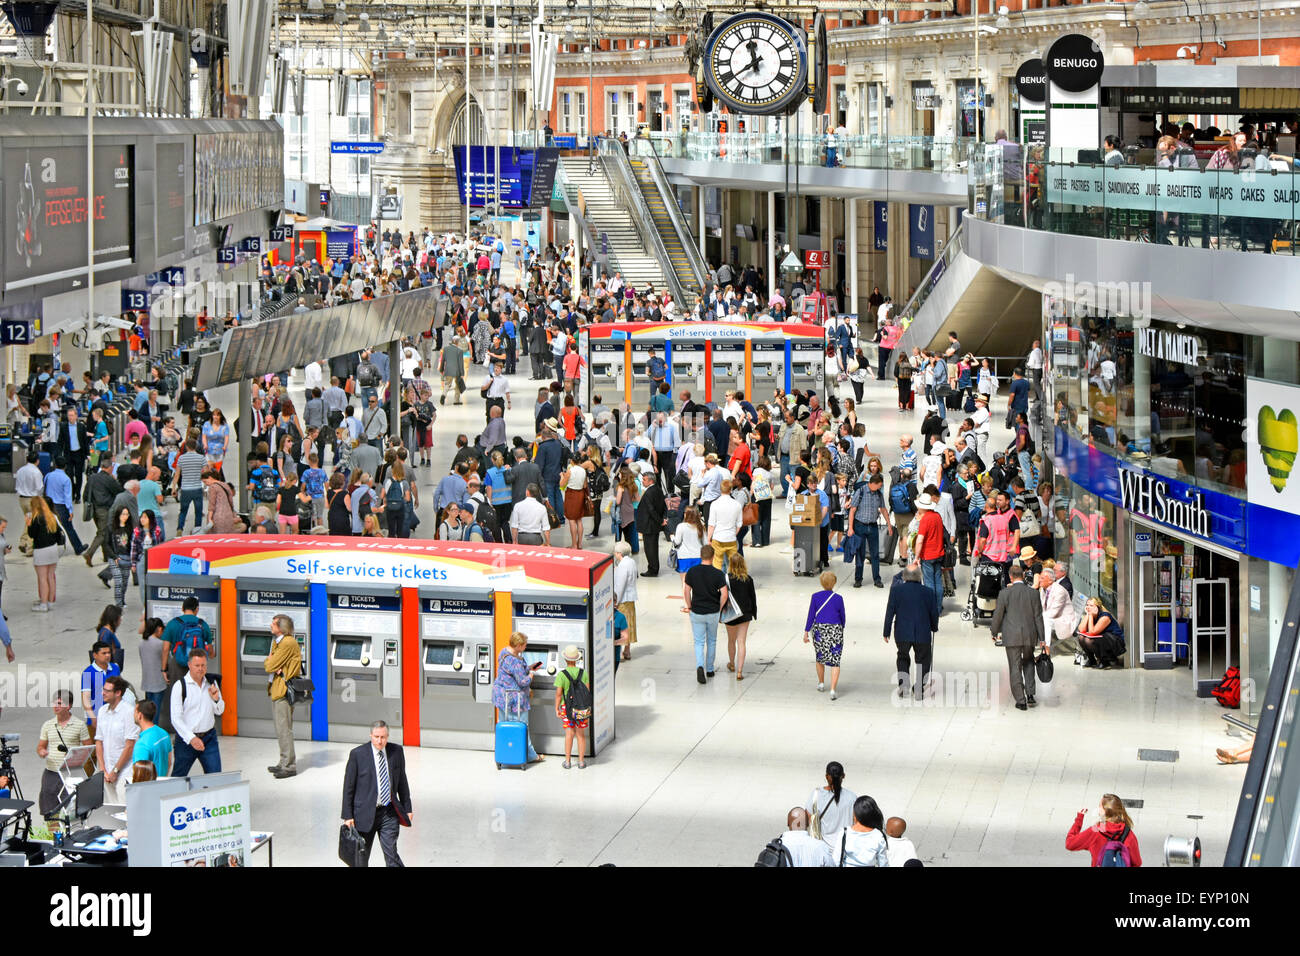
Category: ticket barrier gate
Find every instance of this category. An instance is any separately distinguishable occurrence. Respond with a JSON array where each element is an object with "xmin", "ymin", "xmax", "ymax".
[
  {"xmin": 417, "ymin": 587, "xmax": 495, "ymax": 749},
  {"xmin": 234, "ymin": 579, "xmax": 311, "ymax": 740},
  {"xmin": 326, "ymin": 584, "xmax": 403, "ymax": 742},
  {"xmin": 589, "ymin": 341, "xmax": 625, "ymax": 398},
  {"xmin": 790, "ymin": 340, "xmax": 827, "ymax": 394},
  {"xmin": 512, "ymin": 591, "xmax": 591, "ymax": 755}
]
